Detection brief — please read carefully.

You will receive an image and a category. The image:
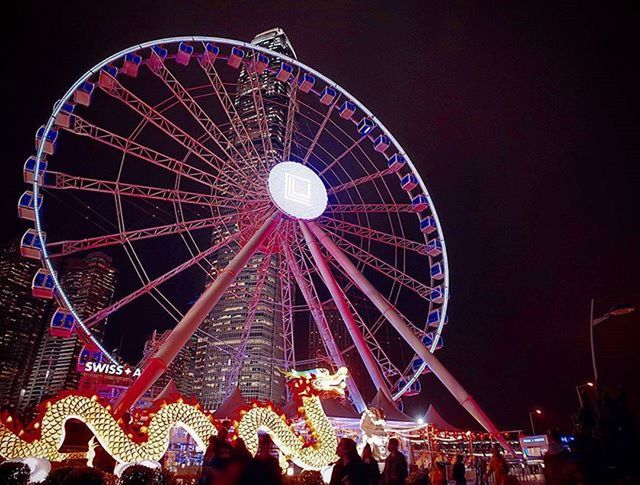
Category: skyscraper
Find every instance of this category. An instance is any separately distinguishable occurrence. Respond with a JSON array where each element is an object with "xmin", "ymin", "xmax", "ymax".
[
  {"xmin": 0, "ymin": 240, "xmax": 50, "ymax": 411},
  {"xmin": 19, "ymin": 252, "xmax": 117, "ymax": 413},
  {"xmin": 192, "ymin": 28, "xmax": 296, "ymax": 410}
]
